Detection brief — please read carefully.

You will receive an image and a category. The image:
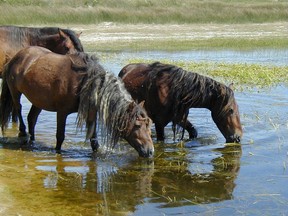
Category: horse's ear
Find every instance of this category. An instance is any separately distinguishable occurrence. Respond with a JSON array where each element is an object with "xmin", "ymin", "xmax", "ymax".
[
  {"xmin": 77, "ymin": 32, "xmax": 82, "ymax": 38},
  {"xmin": 228, "ymin": 83, "xmax": 234, "ymax": 91},
  {"xmin": 58, "ymin": 29, "xmax": 67, "ymax": 39},
  {"xmin": 138, "ymin": 100, "xmax": 145, "ymax": 108}
]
